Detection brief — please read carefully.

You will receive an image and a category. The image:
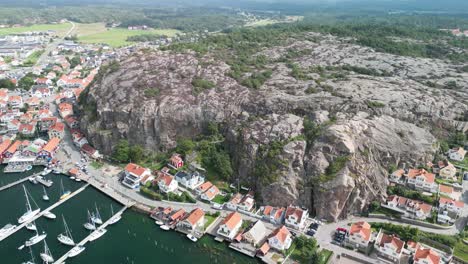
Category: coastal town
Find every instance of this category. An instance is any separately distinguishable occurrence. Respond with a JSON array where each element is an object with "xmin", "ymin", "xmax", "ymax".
[{"xmin": 0, "ymin": 19, "xmax": 467, "ymax": 264}]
